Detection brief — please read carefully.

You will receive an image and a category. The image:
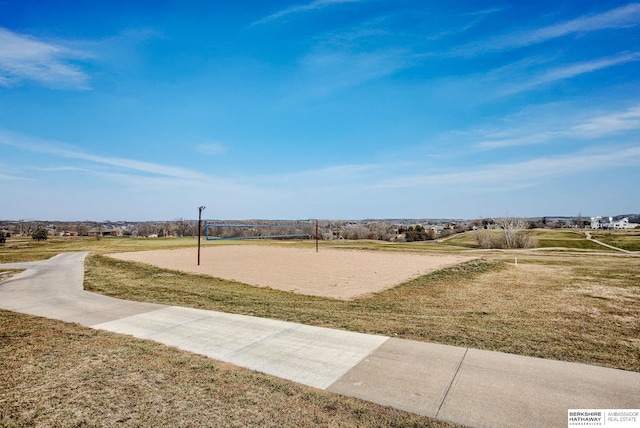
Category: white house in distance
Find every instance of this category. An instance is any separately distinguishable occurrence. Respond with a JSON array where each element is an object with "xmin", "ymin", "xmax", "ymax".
[{"xmin": 590, "ymin": 216, "xmax": 639, "ymax": 229}]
